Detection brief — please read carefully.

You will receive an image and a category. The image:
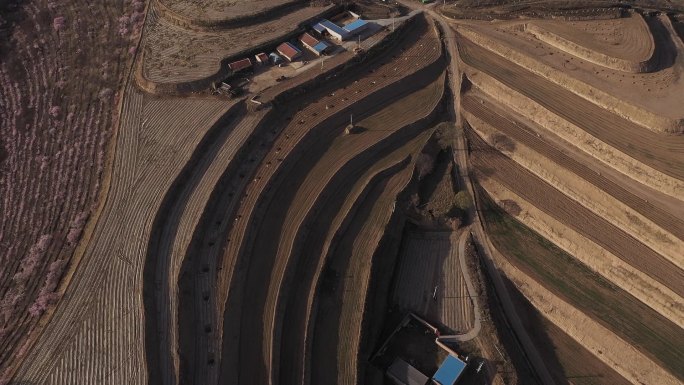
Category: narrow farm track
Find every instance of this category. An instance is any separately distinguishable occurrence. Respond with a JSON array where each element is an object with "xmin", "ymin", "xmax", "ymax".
[
  {"xmin": 12, "ymin": 84, "xmax": 233, "ymax": 384},
  {"xmin": 217, "ymin": 16, "xmax": 444, "ymax": 385},
  {"xmin": 458, "ymin": 36, "xmax": 684, "ymax": 180},
  {"xmin": 467, "ymin": 132, "xmax": 684, "ymax": 297},
  {"xmin": 310, "ymin": 157, "xmax": 417, "ymax": 385},
  {"xmin": 462, "ymin": 94, "xmax": 684, "ymax": 240}
]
